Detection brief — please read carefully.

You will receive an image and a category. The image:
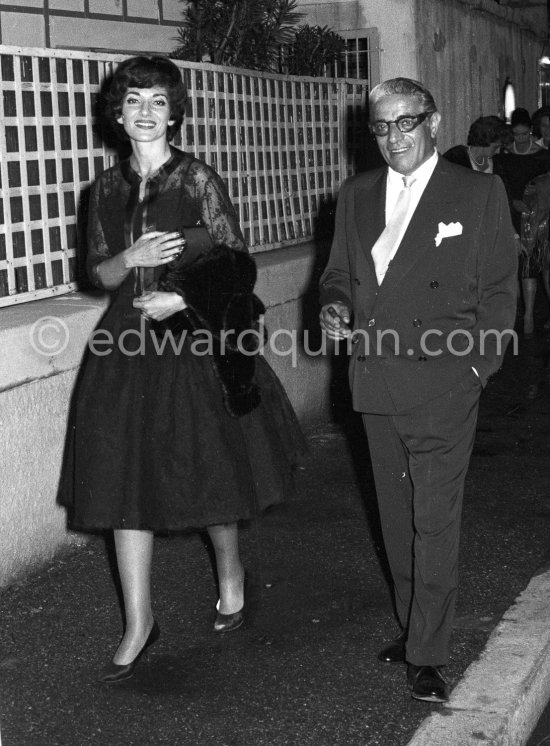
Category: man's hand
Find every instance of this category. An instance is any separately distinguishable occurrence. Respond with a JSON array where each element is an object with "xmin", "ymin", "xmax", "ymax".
[{"xmin": 319, "ymin": 302, "xmax": 352, "ymax": 340}]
